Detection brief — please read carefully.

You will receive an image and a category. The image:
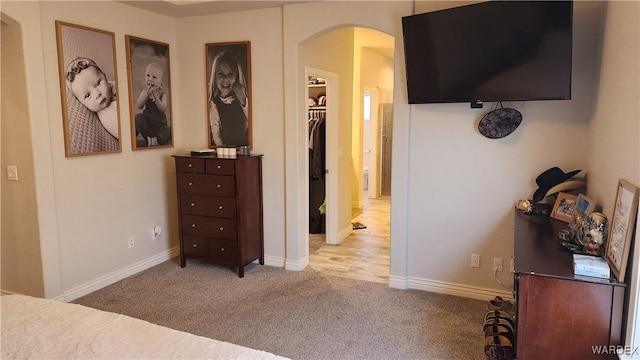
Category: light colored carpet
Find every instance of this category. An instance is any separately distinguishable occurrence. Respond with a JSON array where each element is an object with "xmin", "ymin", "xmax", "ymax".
[{"xmin": 73, "ymin": 259, "xmax": 487, "ymax": 359}]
